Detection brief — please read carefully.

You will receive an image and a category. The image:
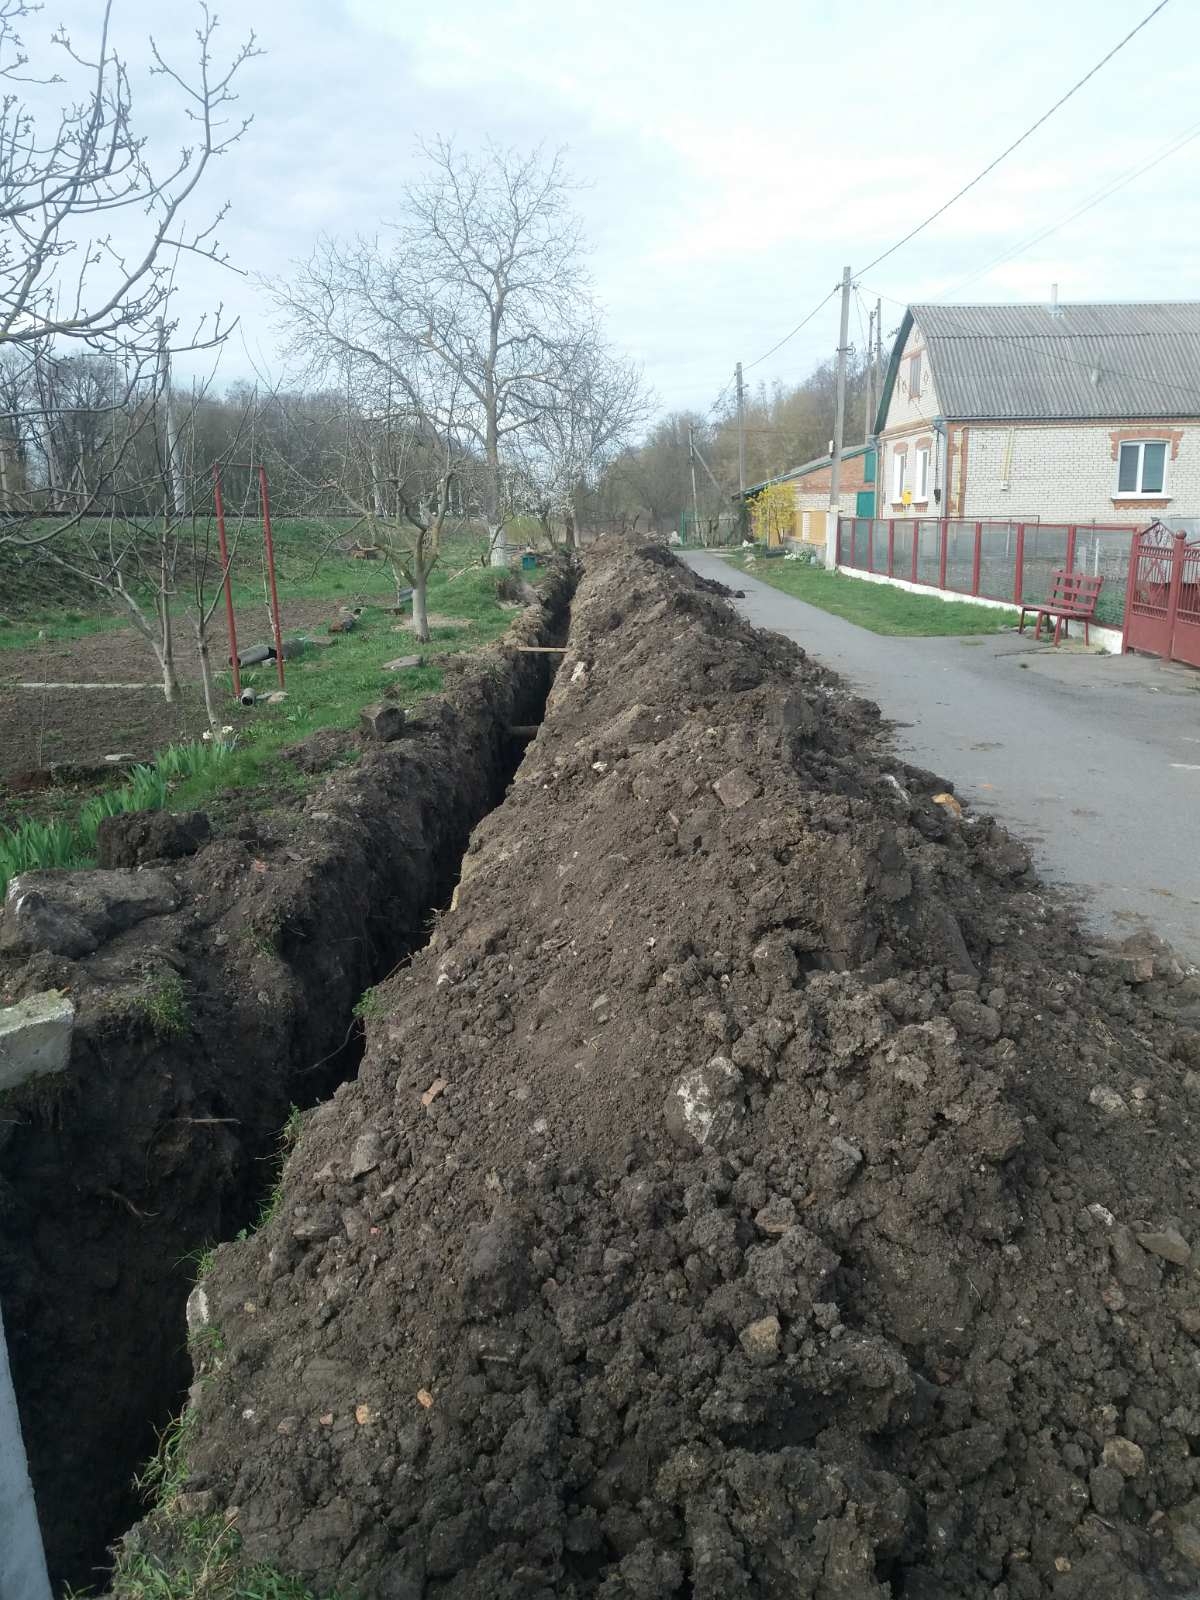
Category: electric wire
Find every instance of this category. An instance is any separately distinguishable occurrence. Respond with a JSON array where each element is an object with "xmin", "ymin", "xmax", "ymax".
[{"xmin": 855, "ymin": 0, "xmax": 1172, "ymax": 279}]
